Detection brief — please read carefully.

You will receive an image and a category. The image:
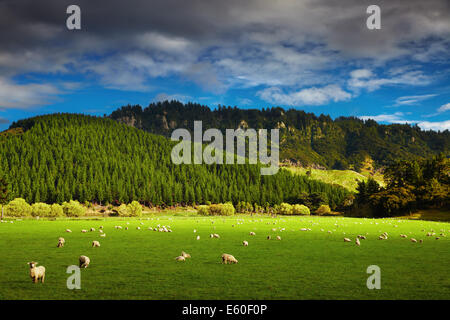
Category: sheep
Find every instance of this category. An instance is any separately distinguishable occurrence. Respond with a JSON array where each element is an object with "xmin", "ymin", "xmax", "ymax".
[
  {"xmin": 58, "ymin": 237, "xmax": 65, "ymax": 244},
  {"xmin": 92, "ymin": 241, "xmax": 100, "ymax": 247},
  {"xmin": 222, "ymin": 253, "xmax": 238, "ymax": 264},
  {"xmin": 343, "ymin": 238, "xmax": 351, "ymax": 242},
  {"xmin": 81, "ymin": 229, "xmax": 87, "ymax": 233},
  {"xmin": 136, "ymin": 227, "xmax": 141, "ymax": 230},
  {"xmin": 249, "ymin": 232, "xmax": 256, "ymax": 236},
  {"xmin": 100, "ymin": 233, "xmax": 106, "ymax": 238},
  {"xmin": 276, "ymin": 236, "xmax": 281, "ymax": 240},
  {"xmin": 410, "ymin": 238, "xmax": 417, "ymax": 243},
  {"xmin": 181, "ymin": 251, "xmax": 191, "ymax": 258},
  {"xmin": 357, "ymin": 235, "xmax": 366, "ymax": 240},
  {"xmin": 79, "ymin": 255, "xmax": 90, "ymax": 268},
  {"xmin": 267, "ymin": 235, "xmax": 271, "ymax": 240},
  {"xmin": 400, "ymin": 234, "xmax": 408, "ymax": 238},
  {"xmin": 56, "ymin": 238, "xmax": 64, "ymax": 248},
  {"xmin": 175, "ymin": 256, "xmax": 185, "ymax": 262},
  {"xmin": 355, "ymin": 238, "xmax": 360, "ymax": 246},
  {"xmin": 27, "ymin": 261, "xmax": 45, "ymax": 283},
  {"xmin": 196, "ymin": 235, "xmax": 200, "ymax": 240},
  {"xmin": 66, "ymin": 229, "xmax": 72, "ymax": 233},
  {"xmin": 90, "ymin": 228, "xmax": 95, "ymax": 232},
  {"xmin": 193, "ymin": 229, "xmax": 197, "ymax": 233},
  {"xmin": 213, "ymin": 233, "xmax": 220, "ymax": 238},
  {"xmin": 243, "ymin": 241, "xmax": 249, "ymax": 246},
  {"xmin": 210, "ymin": 234, "xmax": 214, "ymax": 238},
  {"xmin": 99, "ymin": 229, "xmax": 104, "ymax": 234}
]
